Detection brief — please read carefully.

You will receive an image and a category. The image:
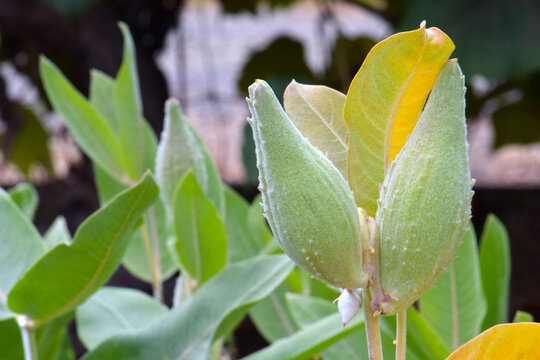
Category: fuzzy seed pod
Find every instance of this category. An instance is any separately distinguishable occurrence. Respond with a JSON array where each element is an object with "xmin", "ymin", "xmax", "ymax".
[
  {"xmin": 374, "ymin": 61, "xmax": 472, "ymax": 315},
  {"xmin": 247, "ymin": 80, "xmax": 368, "ymax": 289}
]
